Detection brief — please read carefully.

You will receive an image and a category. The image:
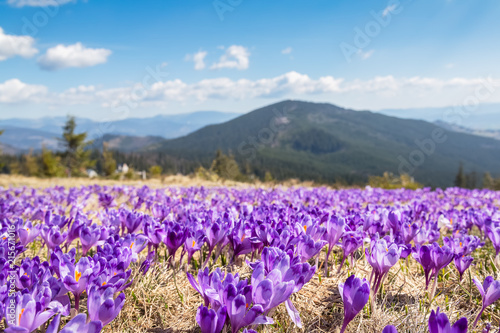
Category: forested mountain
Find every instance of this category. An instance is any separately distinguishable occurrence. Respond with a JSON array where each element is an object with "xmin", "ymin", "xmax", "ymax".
[{"xmin": 150, "ymin": 100, "xmax": 500, "ymax": 187}]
